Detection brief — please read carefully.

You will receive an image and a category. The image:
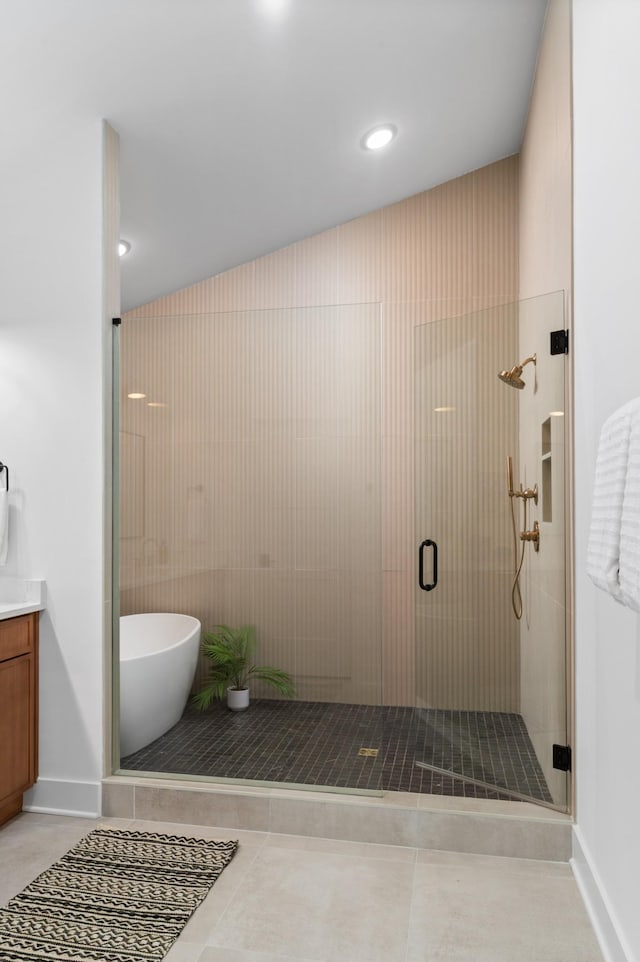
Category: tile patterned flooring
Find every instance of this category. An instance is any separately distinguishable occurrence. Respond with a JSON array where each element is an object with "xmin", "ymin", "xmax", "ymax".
[
  {"xmin": 0, "ymin": 813, "xmax": 603, "ymax": 962},
  {"xmin": 121, "ymin": 701, "xmax": 552, "ymax": 803}
]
